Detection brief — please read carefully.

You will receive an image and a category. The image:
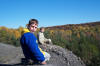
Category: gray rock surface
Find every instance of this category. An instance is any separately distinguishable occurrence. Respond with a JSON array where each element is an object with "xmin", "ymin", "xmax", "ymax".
[
  {"xmin": 39, "ymin": 44, "xmax": 85, "ymax": 66},
  {"xmin": 0, "ymin": 43, "xmax": 85, "ymax": 66}
]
